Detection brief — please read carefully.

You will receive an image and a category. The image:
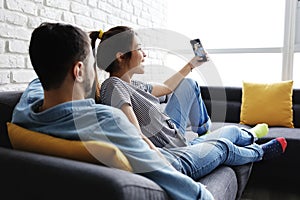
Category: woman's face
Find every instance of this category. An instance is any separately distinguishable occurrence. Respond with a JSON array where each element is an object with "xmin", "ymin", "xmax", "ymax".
[{"xmin": 127, "ymin": 35, "xmax": 146, "ymax": 74}]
